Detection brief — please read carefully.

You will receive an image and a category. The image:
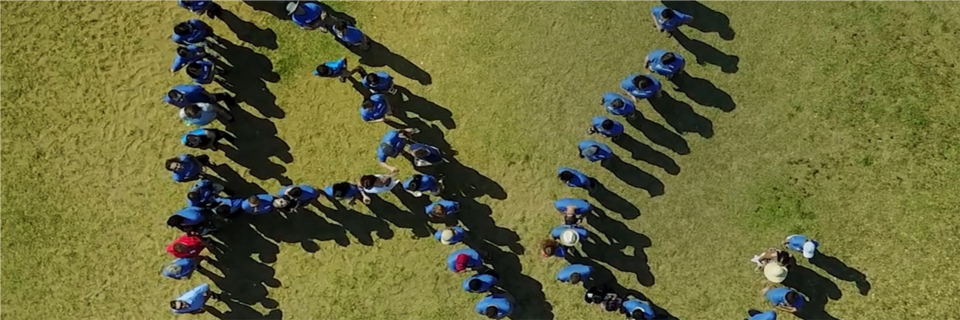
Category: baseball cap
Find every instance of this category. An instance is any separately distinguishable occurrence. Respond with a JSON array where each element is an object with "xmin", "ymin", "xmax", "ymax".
[
  {"xmin": 802, "ymin": 241, "xmax": 817, "ymax": 259},
  {"xmin": 559, "ymin": 229, "xmax": 580, "ymax": 247},
  {"xmin": 454, "ymin": 254, "xmax": 470, "ymax": 271},
  {"xmin": 763, "ymin": 263, "xmax": 788, "ymax": 283},
  {"xmin": 440, "ymin": 229, "xmax": 456, "ymax": 245}
]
